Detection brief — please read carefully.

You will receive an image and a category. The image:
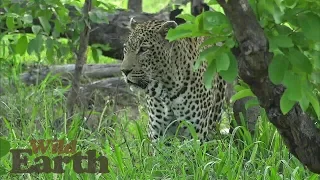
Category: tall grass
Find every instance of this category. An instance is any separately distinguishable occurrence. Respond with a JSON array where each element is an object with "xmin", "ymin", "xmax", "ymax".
[
  {"xmin": 0, "ymin": 0, "xmax": 319, "ymax": 179},
  {"xmin": 0, "ymin": 77, "xmax": 318, "ymax": 179}
]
